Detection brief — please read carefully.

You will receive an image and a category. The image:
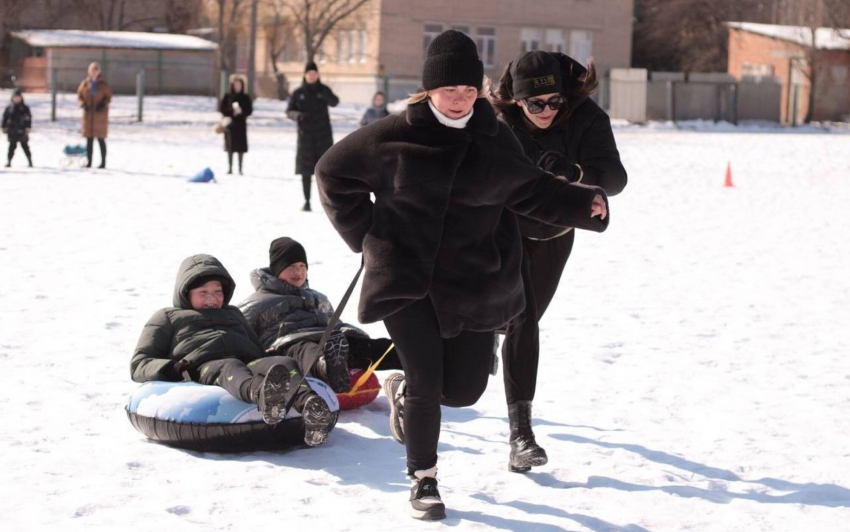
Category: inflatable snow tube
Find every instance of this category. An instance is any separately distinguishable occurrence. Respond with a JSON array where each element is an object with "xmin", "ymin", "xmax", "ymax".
[
  {"xmin": 126, "ymin": 378, "xmax": 339, "ymax": 452},
  {"xmin": 337, "ymin": 369, "xmax": 381, "ymax": 410}
]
